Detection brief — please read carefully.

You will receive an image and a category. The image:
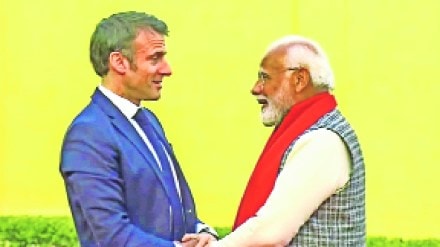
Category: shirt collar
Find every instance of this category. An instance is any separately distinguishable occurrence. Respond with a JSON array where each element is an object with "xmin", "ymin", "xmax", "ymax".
[{"xmin": 98, "ymin": 85, "xmax": 140, "ymax": 119}]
